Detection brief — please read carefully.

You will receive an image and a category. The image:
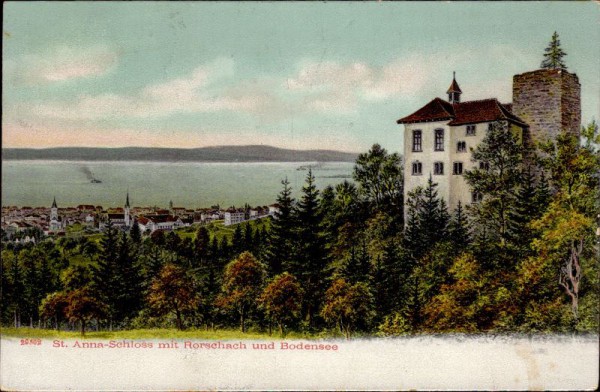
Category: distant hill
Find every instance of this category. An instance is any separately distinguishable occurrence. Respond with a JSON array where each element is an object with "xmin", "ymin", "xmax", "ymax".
[{"xmin": 2, "ymin": 146, "xmax": 358, "ymax": 162}]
